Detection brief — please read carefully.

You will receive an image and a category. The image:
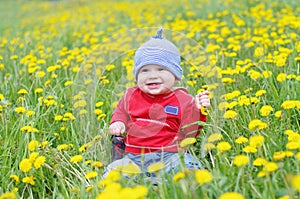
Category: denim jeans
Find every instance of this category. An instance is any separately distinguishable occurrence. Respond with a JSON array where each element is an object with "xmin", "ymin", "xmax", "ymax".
[{"xmin": 103, "ymin": 152, "xmax": 201, "ymax": 178}]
